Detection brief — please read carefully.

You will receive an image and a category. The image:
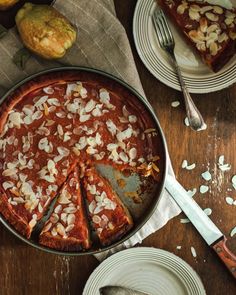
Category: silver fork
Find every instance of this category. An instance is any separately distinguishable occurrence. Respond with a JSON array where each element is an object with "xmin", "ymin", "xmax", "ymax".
[{"xmin": 152, "ymin": 9, "xmax": 205, "ymax": 131}]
